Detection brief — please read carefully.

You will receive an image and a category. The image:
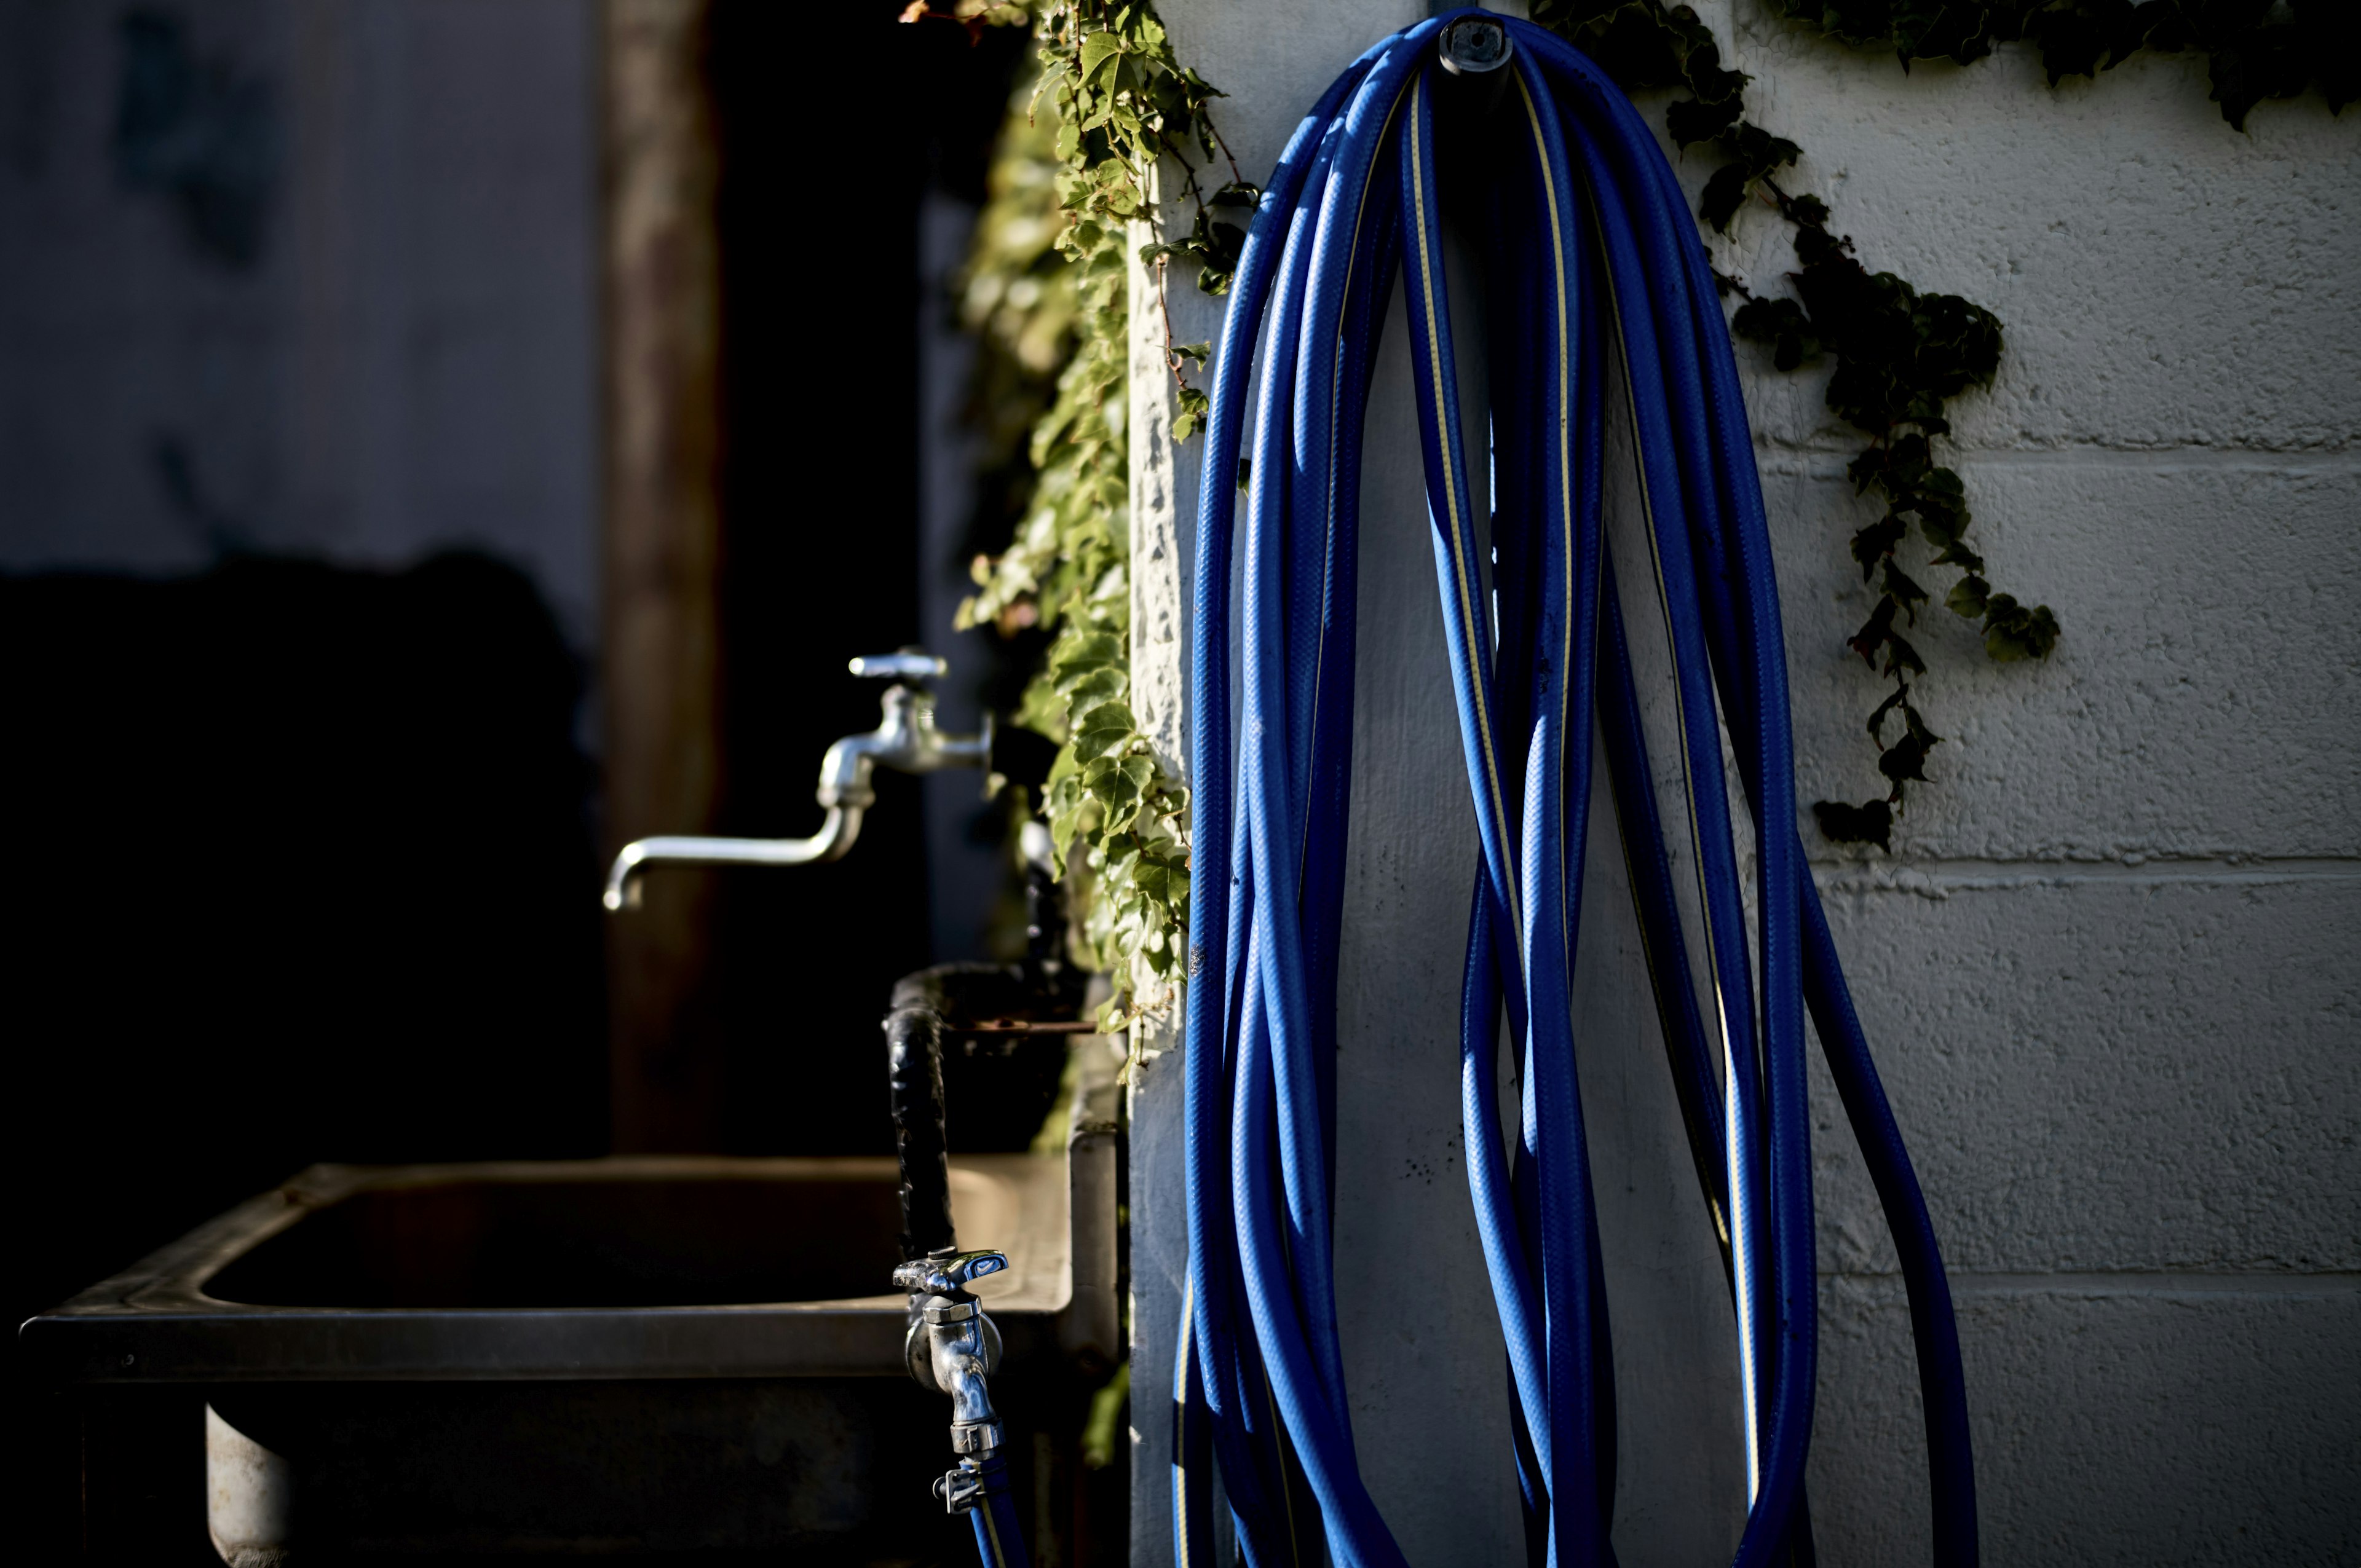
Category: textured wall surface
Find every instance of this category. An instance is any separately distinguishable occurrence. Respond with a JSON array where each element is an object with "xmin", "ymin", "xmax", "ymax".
[
  {"xmin": 0, "ymin": 0, "xmax": 599, "ymax": 645},
  {"xmin": 1128, "ymin": 4, "xmax": 2360, "ymax": 1564}
]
